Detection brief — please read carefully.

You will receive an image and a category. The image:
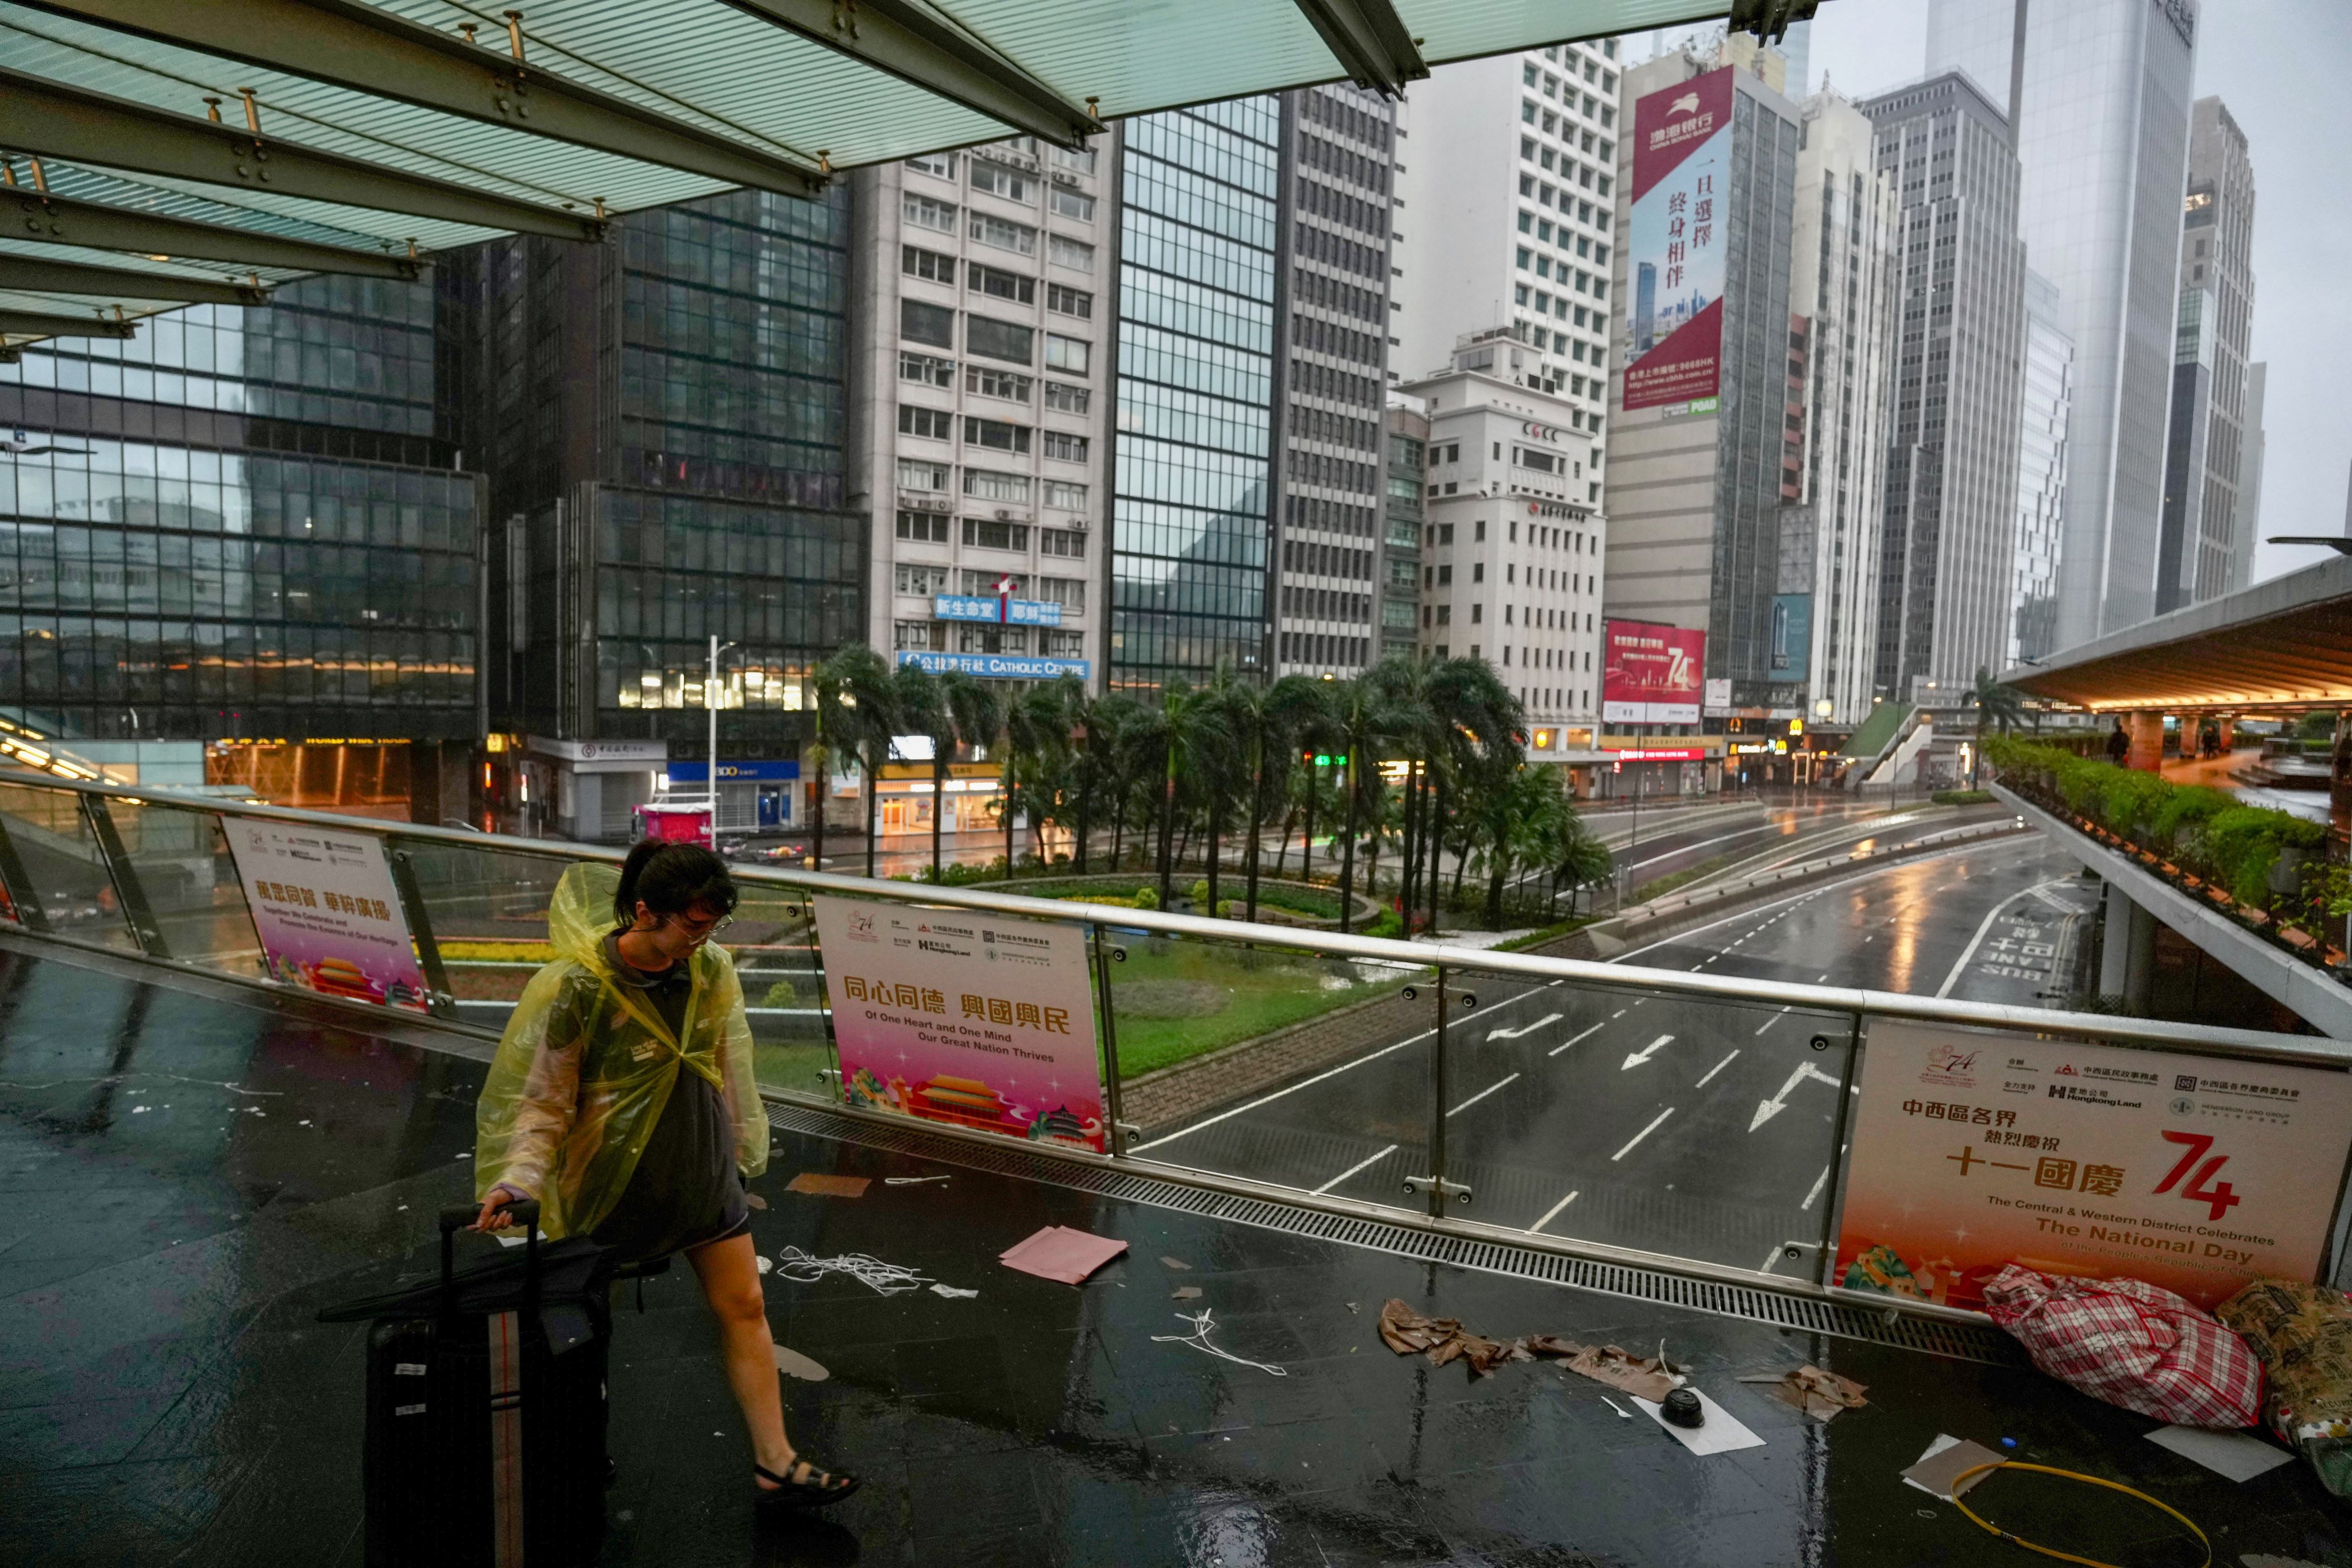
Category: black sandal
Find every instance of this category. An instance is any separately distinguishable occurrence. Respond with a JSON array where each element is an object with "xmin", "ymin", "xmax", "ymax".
[{"xmin": 754, "ymin": 1458, "xmax": 861, "ymax": 1509}]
